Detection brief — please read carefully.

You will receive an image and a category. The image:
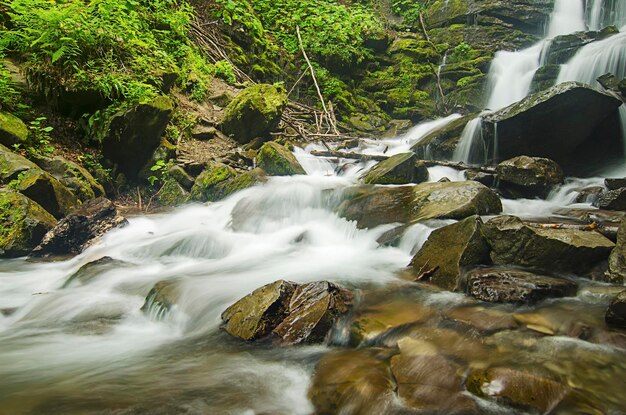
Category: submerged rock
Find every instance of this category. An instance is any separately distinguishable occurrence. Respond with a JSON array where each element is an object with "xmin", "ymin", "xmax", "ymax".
[
  {"xmin": 463, "ymin": 267, "xmax": 578, "ymax": 304},
  {"xmin": 190, "ymin": 164, "xmax": 267, "ymax": 202},
  {"xmin": 222, "ymin": 280, "xmax": 352, "ymax": 344},
  {"xmin": 0, "ymin": 189, "xmax": 57, "ymax": 258},
  {"xmin": 482, "ymin": 82, "xmax": 624, "ymax": 173},
  {"xmin": 256, "ymin": 141, "xmax": 305, "ymax": 176},
  {"xmin": 63, "ymin": 256, "xmax": 128, "ymax": 288},
  {"xmin": 221, "ymin": 84, "xmax": 287, "ymax": 144},
  {"xmin": 483, "ymin": 215, "xmax": 614, "ymax": 274},
  {"xmin": 361, "ymin": 152, "xmax": 428, "ymax": 185},
  {"xmin": 466, "ymin": 367, "xmax": 569, "ymax": 412},
  {"xmin": 338, "ymin": 181, "xmax": 501, "ymax": 228},
  {"xmin": 496, "ymin": 156, "xmax": 564, "ymax": 198},
  {"xmin": 31, "ymin": 197, "xmax": 127, "ymax": 257},
  {"xmin": 141, "ymin": 280, "xmax": 182, "ymax": 319},
  {"xmin": 221, "ymin": 280, "xmax": 296, "ymax": 341},
  {"xmin": 409, "ymin": 215, "xmax": 490, "ymax": 290},
  {"xmin": 101, "ymin": 96, "xmax": 173, "ymax": 179},
  {"xmin": 444, "ymin": 305, "xmax": 517, "ymax": 333},
  {"xmin": 605, "ymin": 290, "xmax": 626, "ymax": 329}
]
